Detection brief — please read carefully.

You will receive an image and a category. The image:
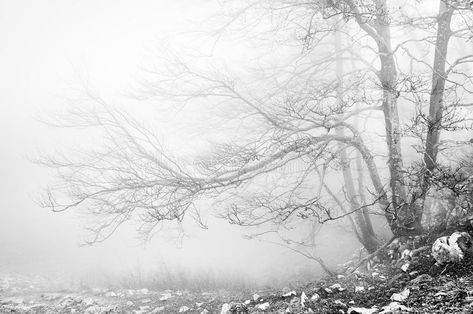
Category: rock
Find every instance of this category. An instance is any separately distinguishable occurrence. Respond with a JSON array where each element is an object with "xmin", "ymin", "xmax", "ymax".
[
  {"xmin": 282, "ymin": 290, "xmax": 297, "ymax": 297},
  {"xmin": 82, "ymin": 298, "xmax": 96, "ymax": 307},
  {"xmin": 221, "ymin": 303, "xmax": 231, "ymax": 314},
  {"xmin": 84, "ymin": 305, "xmax": 116, "ymax": 314},
  {"xmin": 330, "ymin": 283, "xmax": 345, "ymax": 291},
  {"xmin": 409, "ymin": 270, "xmax": 419, "ymax": 277},
  {"xmin": 253, "ymin": 293, "xmax": 260, "ymax": 301},
  {"xmin": 401, "ymin": 249, "xmax": 412, "ymax": 259},
  {"xmin": 141, "ymin": 298, "xmax": 151, "ymax": 303},
  {"xmin": 126, "ymin": 301, "xmax": 134, "ymax": 306},
  {"xmin": 41, "ymin": 293, "xmax": 61, "ymax": 301},
  {"xmin": 200, "ymin": 310, "xmax": 209, "ymax": 314},
  {"xmin": 310, "ymin": 293, "xmax": 320, "ymax": 302},
  {"xmin": 348, "ymin": 306, "xmax": 378, "ymax": 314},
  {"xmin": 150, "ymin": 306, "xmax": 165, "ymax": 313},
  {"xmin": 229, "ymin": 302, "xmax": 248, "ymax": 313},
  {"xmin": 379, "ymin": 302, "xmax": 410, "ymax": 313},
  {"xmin": 410, "ymin": 274, "xmax": 432, "ymax": 284},
  {"xmin": 105, "ymin": 291, "xmax": 117, "ymax": 297},
  {"xmin": 196, "ymin": 302, "xmax": 203, "ymax": 307},
  {"xmin": 289, "ymin": 297, "xmax": 299, "ymax": 306},
  {"xmin": 390, "ymin": 288, "xmax": 410, "ymax": 302},
  {"xmin": 60, "ymin": 296, "xmax": 76, "ymax": 307},
  {"xmin": 160, "ymin": 293, "xmax": 172, "ymax": 301},
  {"xmin": 140, "ymin": 288, "xmax": 149, "ymax": 294},
  {"xmin": 334, "ymin": 300, "xmax": 347, "ymax": 307},
  {"xmin": 84, "ymin": 305, "xmax": 101, "ymax": 314},
  {"xmin": 432, "ymin": 231, "xmax": 473, "ymax": 264},
  {"xmin": 355, "ymin": 286, "xmax": 365, "ymax": 293},
  {"xmin": 400, "ymin": 263, "xmax": 410, "ymax": 272},
  {"xmin": 179, "ymin": 306, "xmax": 190, "ymax": 312},
  {"xmin": 301, "ymin": 292, "xmax": 308, "ymax": 307},
  {"xmin": 256, "ymin": 302, "xmax": 270, "ymax": 311}
]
